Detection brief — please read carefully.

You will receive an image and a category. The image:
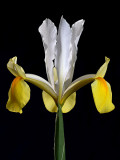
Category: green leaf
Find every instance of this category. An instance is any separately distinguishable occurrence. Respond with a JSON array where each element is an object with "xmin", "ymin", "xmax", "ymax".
[{"xmin": 54, "ymin": 104, "xmax": 66, "ymax": 160}]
